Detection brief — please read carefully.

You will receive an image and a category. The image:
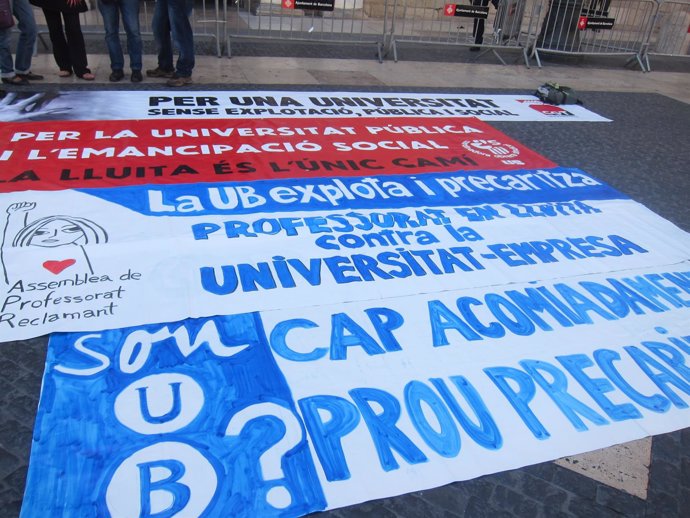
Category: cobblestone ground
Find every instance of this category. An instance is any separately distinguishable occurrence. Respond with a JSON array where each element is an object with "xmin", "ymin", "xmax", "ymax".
[{"xmin": 0, "ymin": 86, "xmax": 688, "ymax": 517}]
